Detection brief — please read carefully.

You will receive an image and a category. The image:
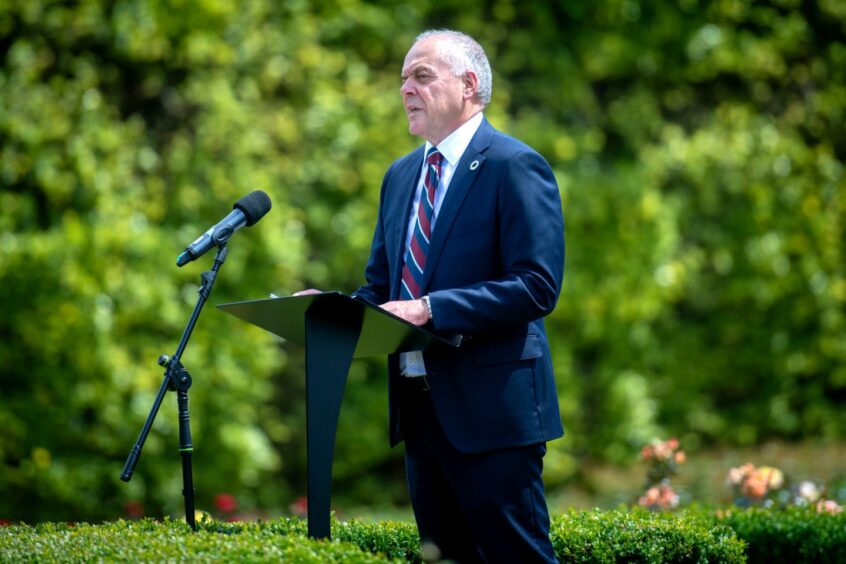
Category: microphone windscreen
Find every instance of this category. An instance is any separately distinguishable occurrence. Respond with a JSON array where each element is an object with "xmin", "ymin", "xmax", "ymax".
[{"xmin": 234, "ymin": 190, "xmax": 272, "ymax": 226}]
